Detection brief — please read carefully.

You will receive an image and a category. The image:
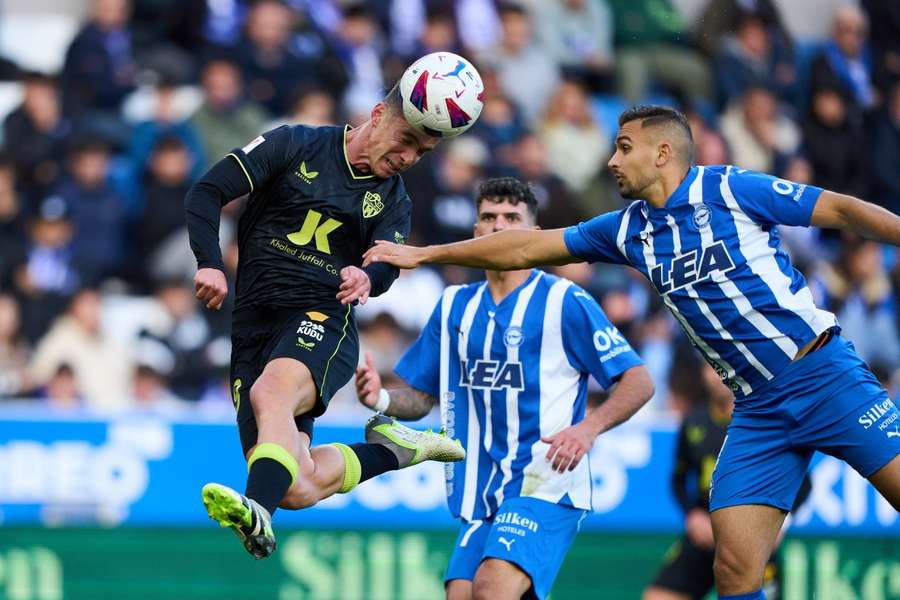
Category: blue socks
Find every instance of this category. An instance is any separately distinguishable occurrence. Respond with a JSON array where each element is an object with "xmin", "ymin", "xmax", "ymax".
[{"xmin": 720, "ymin": 591, "xmax": 765, "ymax": 600}]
